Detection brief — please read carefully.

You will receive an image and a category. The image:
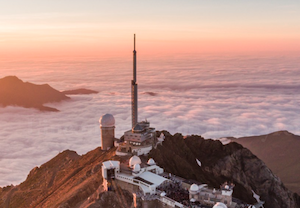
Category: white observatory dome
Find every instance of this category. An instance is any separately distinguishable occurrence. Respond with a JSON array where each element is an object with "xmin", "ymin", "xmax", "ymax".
[
  {"xmin": 133, "ymin": 164, "xmax": 141, "ymax": 172},
  {"xmin": 99, "ymin": 114, "xmax": 115, "ymax": 128},
  {"xmin": 129, "ymin": 155, "xmax": 142, "ymax": 168},
  {"xmin": 190, "ymin": 184, "xmax": 199, "ymax": 193},
  {"xmin": 160, "ymin": 192, "xmax": 166, "ymax": 197},
  {"xmin": 213, "ymin": 202, "xmax": 228, "ymax": 208},
  {"xmin": 147, "ymin": 158, "xmax": 156, "ymax": 166}
]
